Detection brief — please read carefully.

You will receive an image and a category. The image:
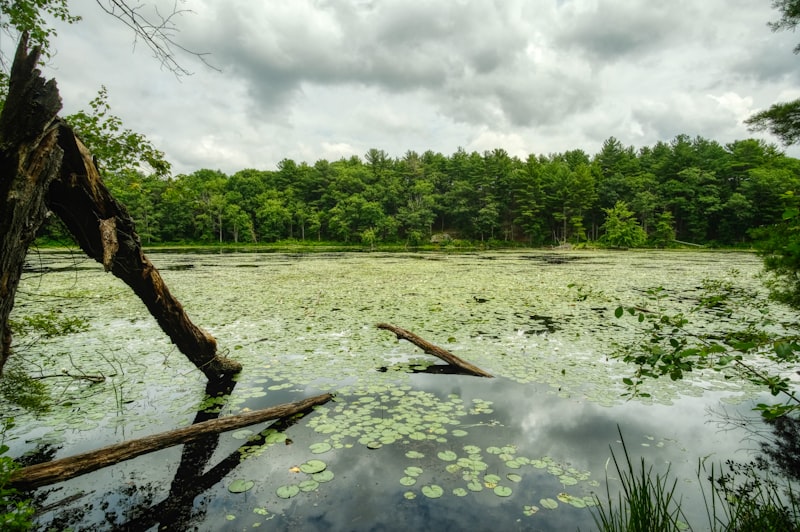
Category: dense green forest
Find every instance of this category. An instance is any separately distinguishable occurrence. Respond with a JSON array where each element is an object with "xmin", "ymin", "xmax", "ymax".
[{"xmin": 74, "ymin": 134, "xmax": 799, "ymax": 248}]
